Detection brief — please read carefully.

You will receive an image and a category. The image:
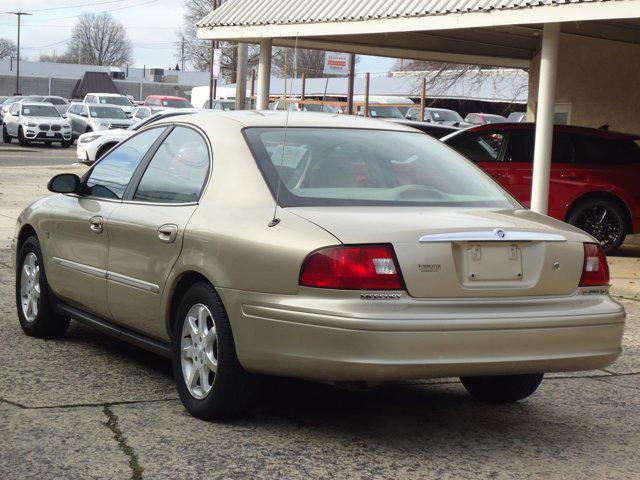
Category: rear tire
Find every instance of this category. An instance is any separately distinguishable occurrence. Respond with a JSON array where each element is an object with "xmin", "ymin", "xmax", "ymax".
[
  {"xmin": 460, "ymin": 374, "xmax": 543, "ymax": 403},
  {"xmin": 18, "ymin": 127, "xmax": 29, "ymax": 146},
  {"xmin": 15, "ymin": 235, "xmax": 70, "ymax": 338},
  {"xmin": 567, "ymin": 198, "xmax": 627, "ymax": 254},
  {"xmin": 172, "ymin": 281, "xmax": 256, "ymax": 420},
  {"xmin": 2, "ymin": 125, "xmax": 11, "ymax": 143}
]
